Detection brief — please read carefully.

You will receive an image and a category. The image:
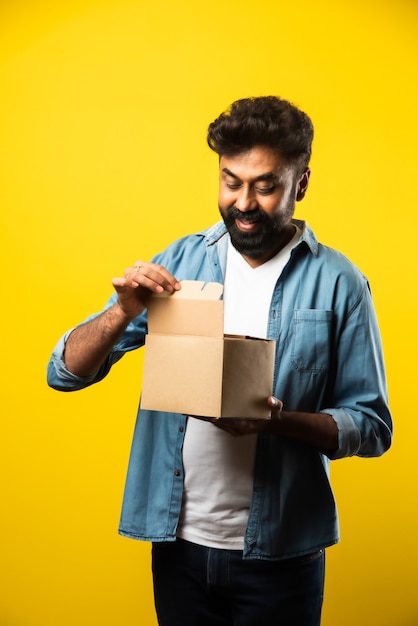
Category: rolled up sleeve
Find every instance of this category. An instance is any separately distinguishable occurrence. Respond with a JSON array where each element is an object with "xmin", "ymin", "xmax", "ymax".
[
  {"xmin": 323, "ymin": 283, "xmax": 393, "ymax": 459},
  {"xmin": 47, "ymin": 300, "xmax": 148, "ymax": 392}
]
